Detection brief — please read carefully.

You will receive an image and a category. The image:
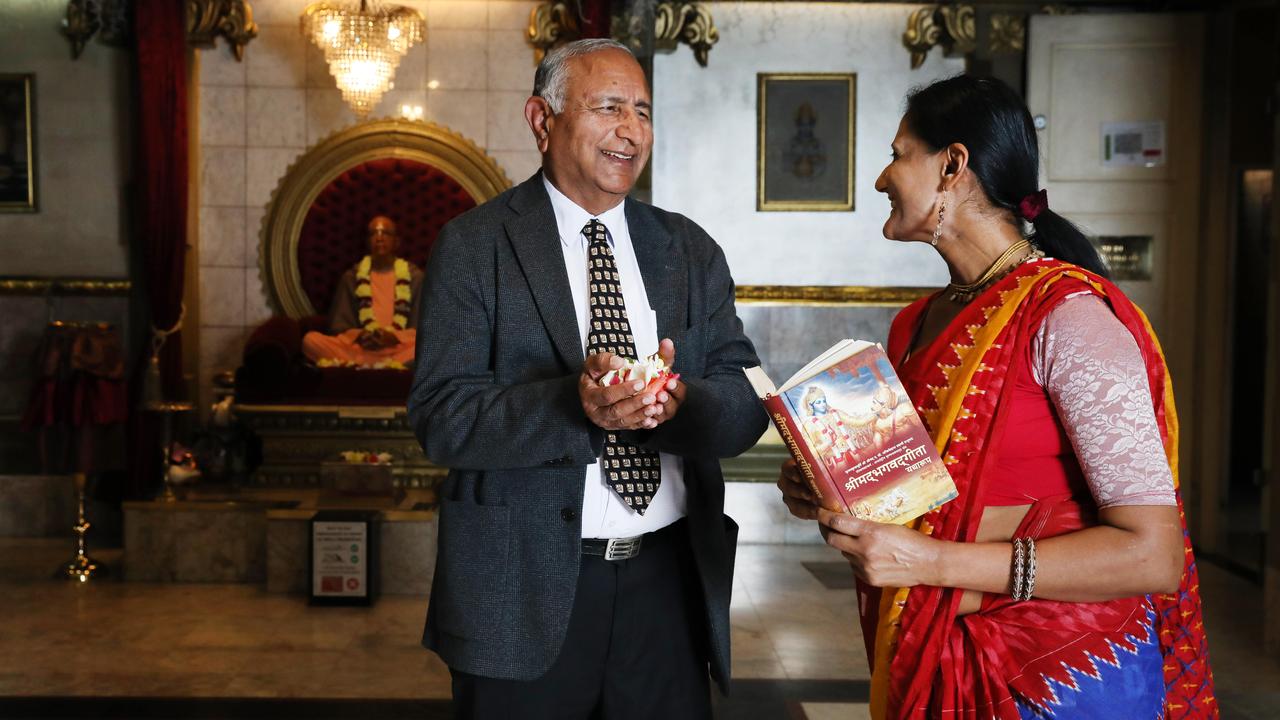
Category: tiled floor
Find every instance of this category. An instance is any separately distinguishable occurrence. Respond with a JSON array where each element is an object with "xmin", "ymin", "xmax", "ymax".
[{"xmin": 1, "ymin": 541, "xmax": 1277, "ymax": 718}]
